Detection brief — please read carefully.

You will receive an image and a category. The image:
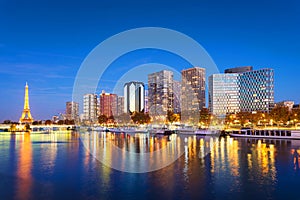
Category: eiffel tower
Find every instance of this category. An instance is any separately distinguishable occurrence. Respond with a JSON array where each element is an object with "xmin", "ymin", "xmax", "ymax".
[{"xmin": 20, "ymin": 82, "xmax": 34, "ymax": 123}]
